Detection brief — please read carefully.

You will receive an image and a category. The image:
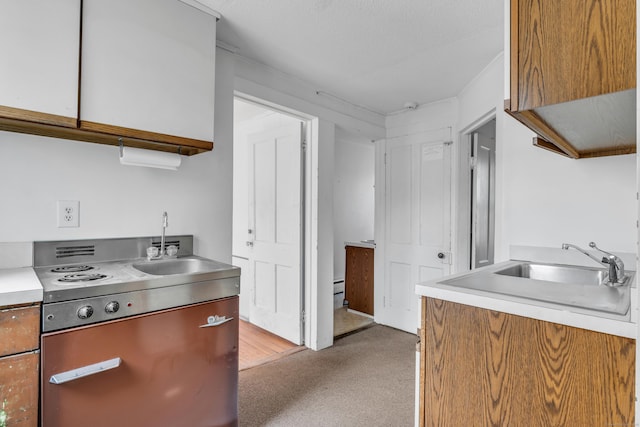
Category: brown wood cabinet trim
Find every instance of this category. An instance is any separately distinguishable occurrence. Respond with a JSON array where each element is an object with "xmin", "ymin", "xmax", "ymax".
[
  {"xmin": 80, "ymin": 120, "xmax": 213, "ymax": 152},
  {"xmin": 578, "ymin": 145, "xmax": 637, "ymax": 158},
  {"xmin": 532, "ymin": 136, "xmax": 574, "ymax": 158},
  {"xmin": 509, "ymin": 0, "xmax": 519, "ymax": 112},
  {"xmin": 418, "ymin": 297, "xmax": 426, "ymax": 427},
  {"xmin": 504, "ymin": 106, "xmax": 580, "ymax": 158},
  {"xmin": 0, "ymin": 115, "xmax": 210, "ymax": 156},
  {"xmin": 0, "ymin": 105, "xmax": 77, "ymax": 128}
]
